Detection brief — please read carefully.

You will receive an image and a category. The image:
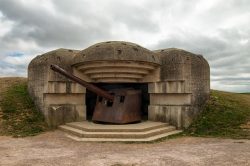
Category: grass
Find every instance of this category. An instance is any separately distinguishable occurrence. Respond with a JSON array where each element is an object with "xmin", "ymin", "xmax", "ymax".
[
  {"xmin": 0, "ymin": 81, "xmax": 48, "ymax": 137},
  {"xmin": 241, "ymin": 93, "xmax": 250, "ymax": 95},
  {"xmin": 0, "ymin": 77, "xmax": 249, "ymax": 140},
  {"xmin": 185, "ymin": 90, "xmax": 250, "ymax": 139}
]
